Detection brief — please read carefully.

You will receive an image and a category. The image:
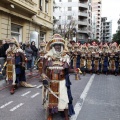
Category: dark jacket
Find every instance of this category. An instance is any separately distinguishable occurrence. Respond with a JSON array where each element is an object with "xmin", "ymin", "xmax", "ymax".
[
  {"xmin": 31, "ymin": 45, "xmax": 38, "ymax": 57},
  {"xmin": 25, "ymin": 47, "xmax": 33, "ymax": 61},
  {"xmin": 0, "ymin": 43, "xmax": 9, "ymax": 57}
]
